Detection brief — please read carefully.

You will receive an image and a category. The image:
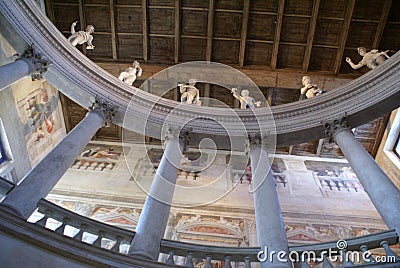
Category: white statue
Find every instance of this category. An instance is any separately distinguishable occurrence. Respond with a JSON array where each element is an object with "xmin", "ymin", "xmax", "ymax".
[
  {"xmin": 178, "ymin": 79, "xmax": 201, "ymax": 105},
  {"xmin": 299, "ymin": 76, "xmax": 324, "ymax": 100},
  {"xmin": 346, "ymin": 47, "xmax": 390, "ymax": 70},
  {"xmin": 231, "ymin": 88, "xmax": 261, "ymax": 109},
  {"xmin": 118, "ymin": 60, "xmax": 143, "ymax": 85},
  {"xmin": 67, "ymin": 21, "xmax": 95, "ymax": 49}
]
